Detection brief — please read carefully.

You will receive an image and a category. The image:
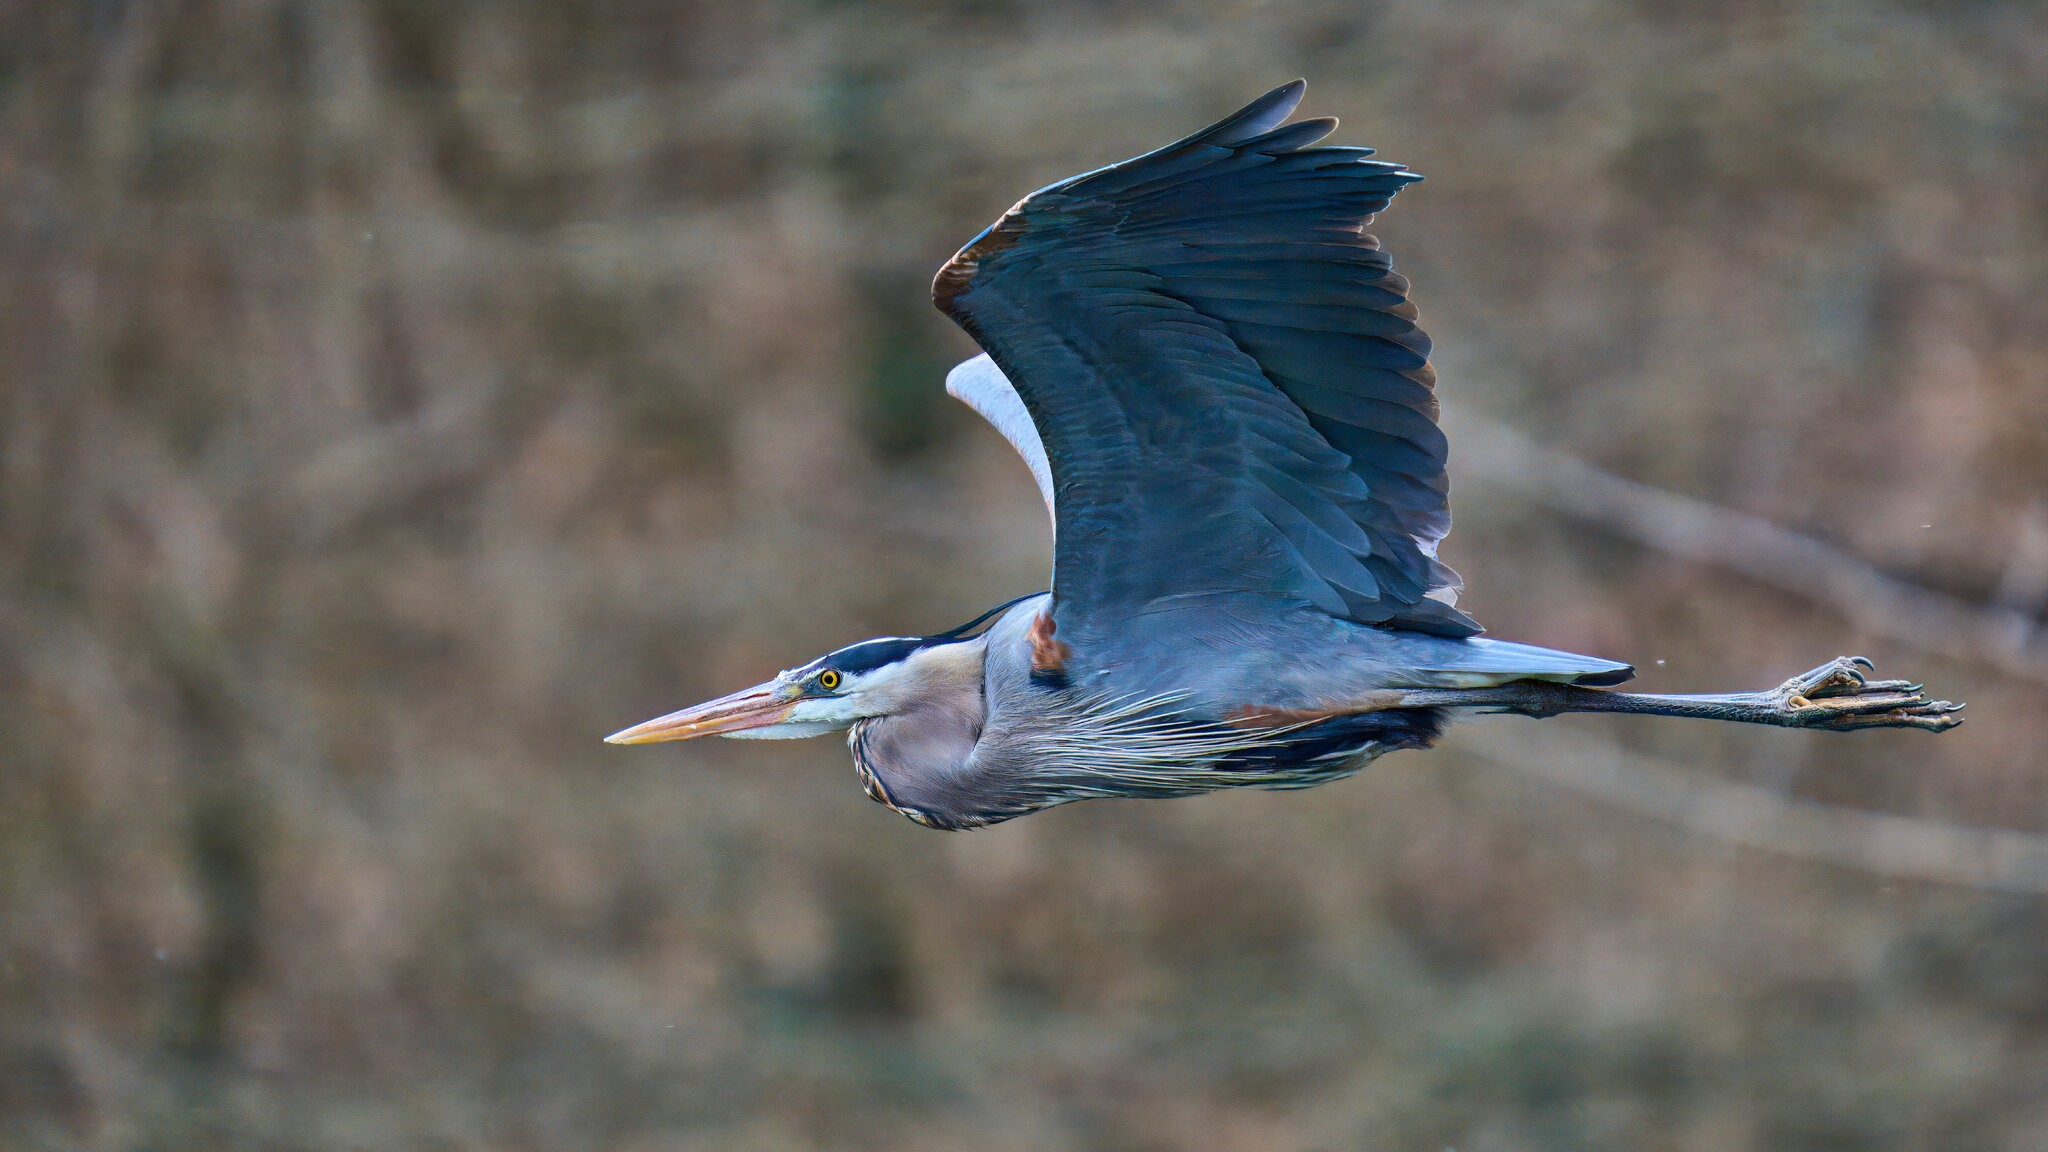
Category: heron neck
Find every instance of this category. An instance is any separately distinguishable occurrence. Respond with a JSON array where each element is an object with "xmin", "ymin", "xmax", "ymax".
[{"xmin": 844, "ymin": 646, "xmax": 990, "ymax": 828}]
